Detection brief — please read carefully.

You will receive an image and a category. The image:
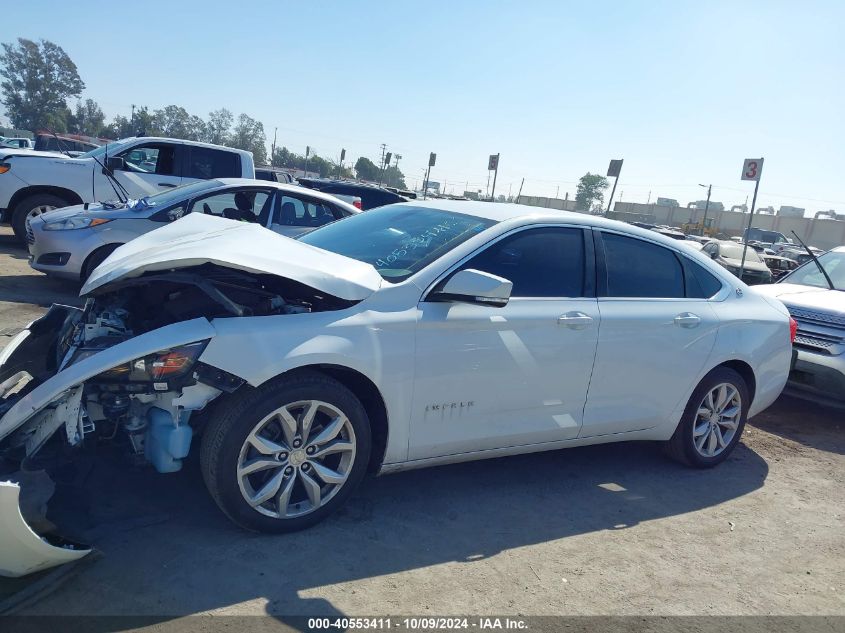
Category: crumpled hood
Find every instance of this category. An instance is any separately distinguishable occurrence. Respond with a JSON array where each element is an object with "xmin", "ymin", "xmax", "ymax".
[
  {"xmin": 753, "ymin": 283, "xmax": 845, "ymax": 313},
  {"xmin": 81, "ymin": 213, "xmax": 383, "ymax": 301}
]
